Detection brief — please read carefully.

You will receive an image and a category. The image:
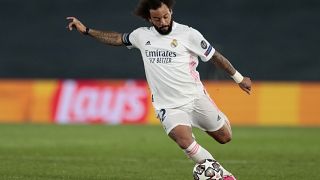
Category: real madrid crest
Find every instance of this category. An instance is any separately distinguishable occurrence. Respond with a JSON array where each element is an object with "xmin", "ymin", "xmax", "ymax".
[{"xmin": 171, "ymin": 39, "xmax": 178, "ymax": 48}]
